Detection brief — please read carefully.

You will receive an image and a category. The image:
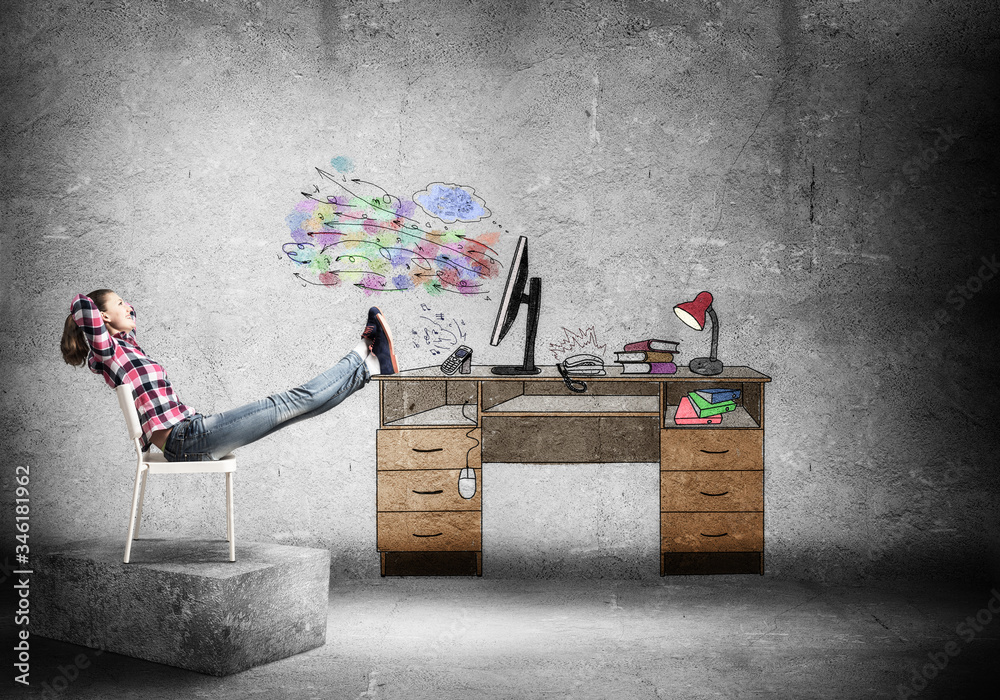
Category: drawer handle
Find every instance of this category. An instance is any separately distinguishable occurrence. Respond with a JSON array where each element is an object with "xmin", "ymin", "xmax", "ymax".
[
  {"xmin": 700, "ymin": 449, "xmax": 729, "ymax": 454},
  {"xmin": 413, "ymin": 532, "xmax": 443, "ymax": 538},
  {"xmin": 413, "ymin": 490, "xmax": 444, "ymax": 495},
  {"xmin": 700, "ymin": 491, "xmax": 730, "ymax": 497},
  {"xmin": 412, "ymin": 447, "xmax": 444, "ymax": 453},
  {"xmin": 700, "ymin": 532, "xmax": 729, "ymax": 538}
]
